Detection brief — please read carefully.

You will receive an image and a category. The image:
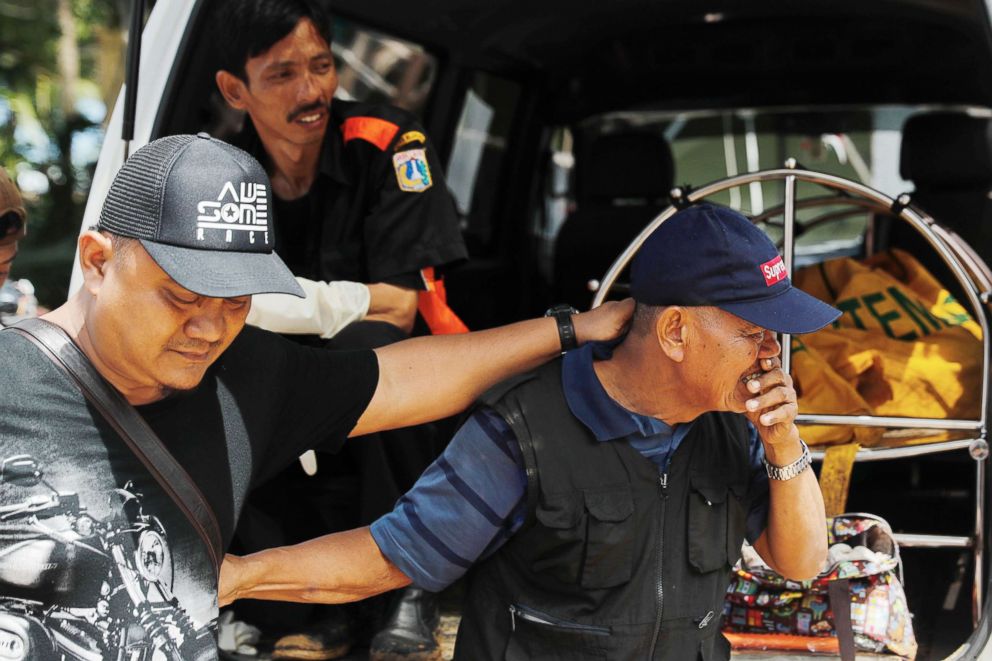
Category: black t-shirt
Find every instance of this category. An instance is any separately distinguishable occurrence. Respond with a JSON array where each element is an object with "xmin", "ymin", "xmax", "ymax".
[
  {"xmin": 238, "ymin": 99, "xmax": 468, "ymax": 289},
  {"xmin": 0, "ymin": 325, "xmax": 377, "ymax": 658}
]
